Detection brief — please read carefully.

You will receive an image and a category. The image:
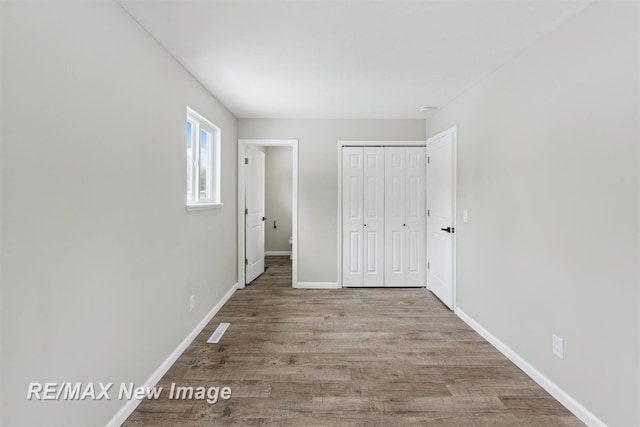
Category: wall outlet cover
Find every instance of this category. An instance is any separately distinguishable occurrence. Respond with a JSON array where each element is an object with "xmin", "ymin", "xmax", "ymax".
[{"xmin": 552, "ymin": 334, "xmax": 564, "ymax": 359}]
